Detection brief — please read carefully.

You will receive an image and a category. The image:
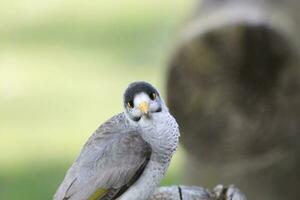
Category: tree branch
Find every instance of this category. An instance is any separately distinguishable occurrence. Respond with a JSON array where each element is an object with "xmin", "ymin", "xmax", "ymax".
[{"xmin": 150, "ymin": 185, "xmax": 246, "ymax": 200}]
